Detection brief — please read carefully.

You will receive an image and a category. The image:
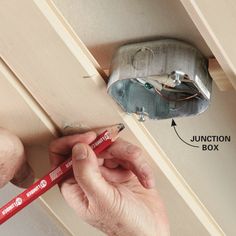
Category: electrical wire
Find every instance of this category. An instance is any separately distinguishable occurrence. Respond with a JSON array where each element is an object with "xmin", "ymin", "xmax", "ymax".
[
  {"xmin": 155, "ymin": 87, "xmax": 200, "ymax": 102},
  {"xmin": 162, "ymin": 86, "xmax": 195, "ymax": 93},
  {"xmin": 134, "ymin": 76, "xmax": 201, "ymax": 102}
]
